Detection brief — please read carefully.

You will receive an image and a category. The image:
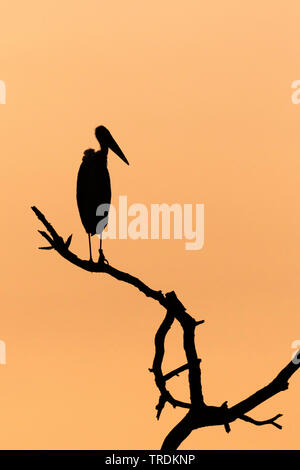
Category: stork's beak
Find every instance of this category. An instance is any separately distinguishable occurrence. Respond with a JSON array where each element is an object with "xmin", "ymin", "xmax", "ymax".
[{"xmin": 108, "ymin": 134, "xmax": 129, "ymax": 165}]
